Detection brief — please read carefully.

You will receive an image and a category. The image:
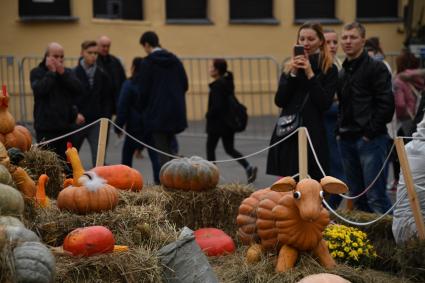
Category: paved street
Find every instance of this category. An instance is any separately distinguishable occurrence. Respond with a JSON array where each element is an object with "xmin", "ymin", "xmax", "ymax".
[{"xmin": 78, "ymin": 130, "xmax": 277, "ymax": 189}]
